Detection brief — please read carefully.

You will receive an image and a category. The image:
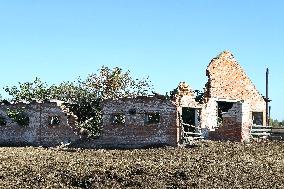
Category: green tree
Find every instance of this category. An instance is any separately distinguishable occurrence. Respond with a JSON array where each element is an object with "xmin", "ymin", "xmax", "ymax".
[
  {"xmin": 85, "ymin": 66, "xmax": 152, "ymax": 99},
  {"xmin": 49, "ymin": 80, "xmax": 102, "ymax": 136},
  {"xmin": 4, "ymin": 77, "xmax": 51, "ymax": 102},
  {"xmin": 272, "ymin": 119, "xmax": 284, "ymax": 127}
]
